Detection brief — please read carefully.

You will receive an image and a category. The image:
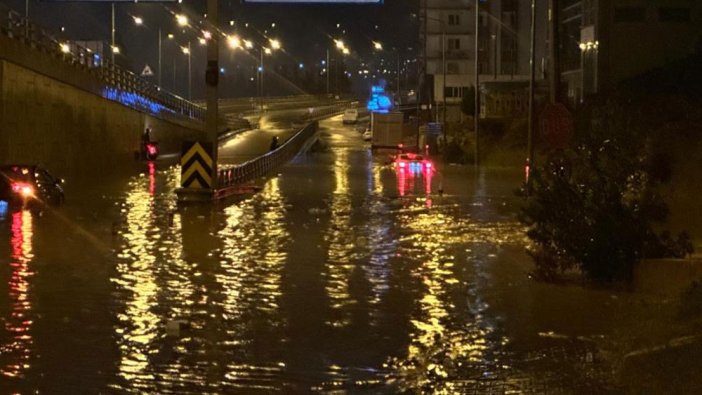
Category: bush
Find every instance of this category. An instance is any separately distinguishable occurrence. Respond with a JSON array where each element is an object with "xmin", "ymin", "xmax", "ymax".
[{"xmin": 519, "ymin": 97, "xmax": 693, "ymax": 283}]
